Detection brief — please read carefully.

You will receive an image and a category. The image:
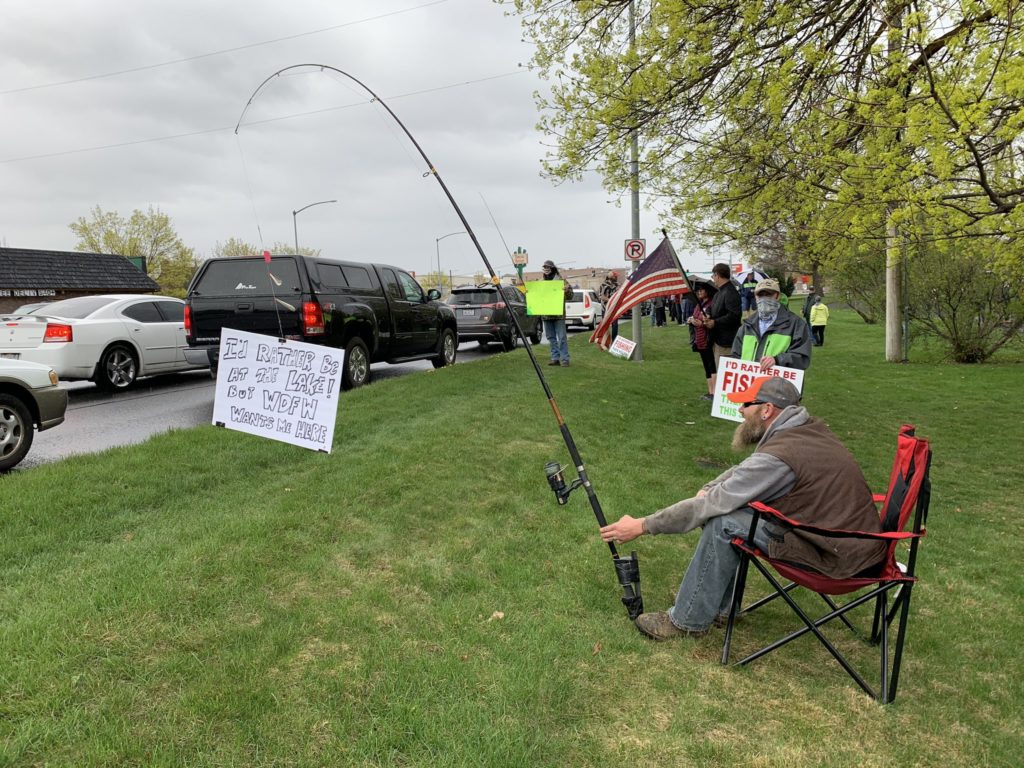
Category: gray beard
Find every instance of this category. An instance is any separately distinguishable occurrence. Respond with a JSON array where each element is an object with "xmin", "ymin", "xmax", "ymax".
[{"xmin": 732, "ymin": 416, "xmax": 767, "ymax": 451}]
